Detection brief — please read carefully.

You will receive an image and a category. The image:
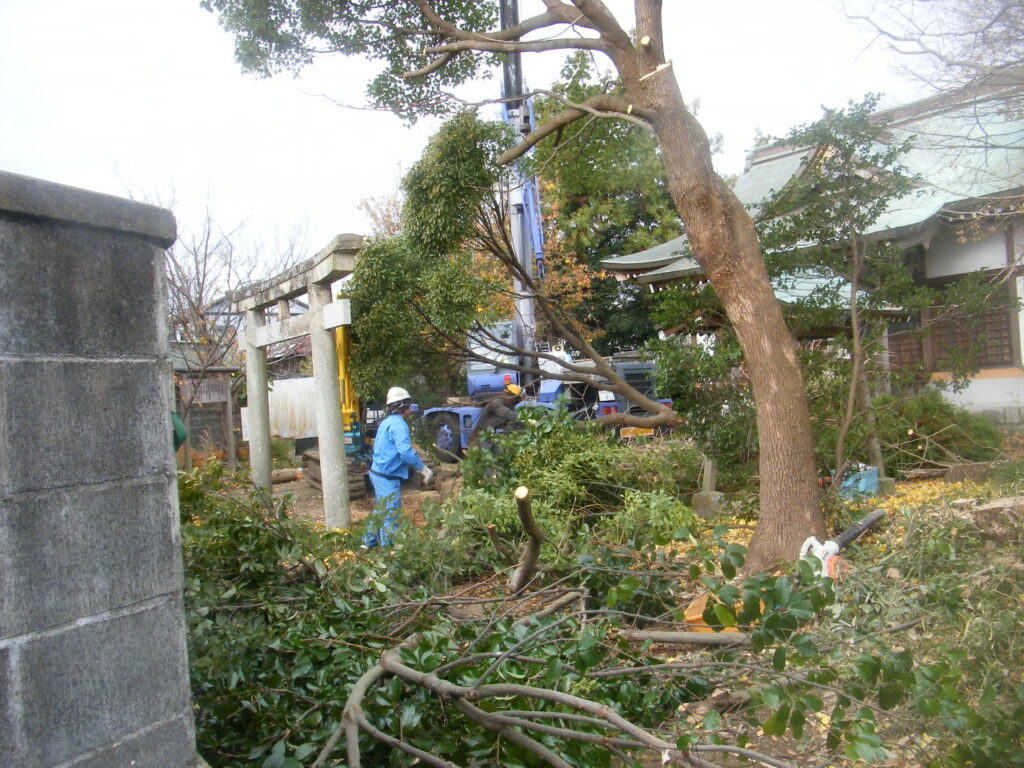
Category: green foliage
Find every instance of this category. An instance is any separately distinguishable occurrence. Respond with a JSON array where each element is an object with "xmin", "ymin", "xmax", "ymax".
[
  {"xmin": 184, "ymin": 490, "xmax": 374, "ymax": 765},
  {"xmin": 200, "ymin": 0, "xmax": 498, "ymax": 121},
  {"xmin": 402, "ymin": 111, "xmax": 514, "ymax": 256},
  {"xmin": 344, "ymin": 235, "xmax": 482, "ymax": 402},
  {"xmin": 532, "ymin": 53, "xmax": 680, "ymax": 353},
  {"xmin": 342, "ymin": 112, "xmax": 527, "ymax": 403},
  {"xmin": 177, "ymin": 455, "xmax": 230, "ymax": 523},
  {"xmin": 802, "ymin": 358, "xmax": 1002, "ymax": 478},
  {"xmin": 605, "ymin": 489, "xmax": 697, "ymax": 548},
  {"xmin": 459, "ymin": 407, "xmax": 703, "ymax": 548},
  {"xmin": 648, "ymin": 330, "xmax": 756, "ymax": 481},
  {"xmin": 269, "ymin": 437, "xmax": 296, "ymax": 468},
  {"xmin": 825, "ymin": 491, "xmax": 1024, "ymax": 765},
  {"xmin": 183, "ymin": 422, "xmax": 1021, "ymax": 766},
  {"xmin": 652, "ymin": 96, "xmax": 1008, "ymax": 483},
  {"xmin": 181, "ymin": 469, "xmax": 698, "ymax": 766},
  {"xmin": 532, "ymin": 54, "xmax": 681, "ymax": 254},
  {"xmin": 870, "ymin": 389, "xmax": 1002, "ymax": 474}
]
